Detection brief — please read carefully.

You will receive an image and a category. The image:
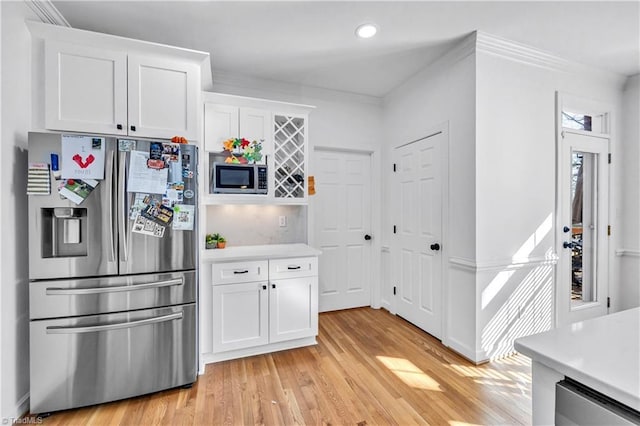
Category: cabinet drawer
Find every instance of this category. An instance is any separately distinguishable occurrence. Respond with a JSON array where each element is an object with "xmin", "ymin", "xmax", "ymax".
[
  {"xmin": 212, "ymin": 260, "xmax": 268, "ymax": 285},
  {"xmin": 269, "ymin": 257, "xmax": 318, "ymax": 279}
]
